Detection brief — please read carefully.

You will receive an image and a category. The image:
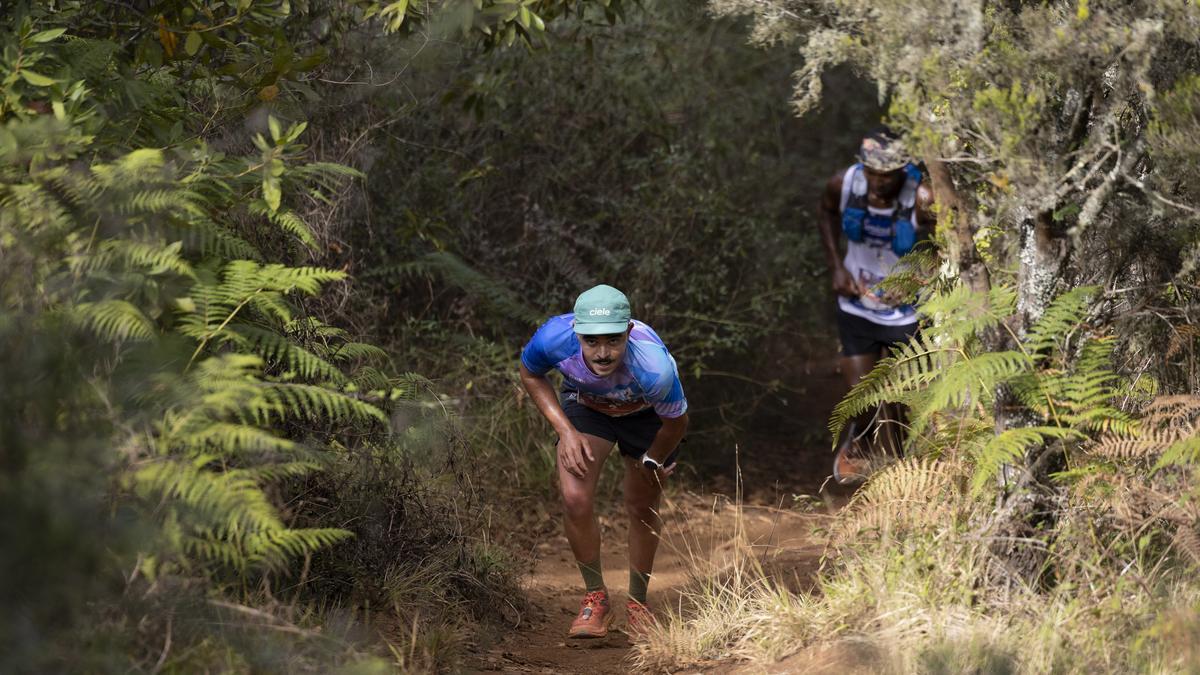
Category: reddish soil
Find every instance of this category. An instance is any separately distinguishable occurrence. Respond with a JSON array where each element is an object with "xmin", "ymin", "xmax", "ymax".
[
  {"xmin": 470, "ymin": 493, "xmax": 825, "ymax": 674},
  {"xmin": 467, "ymin": 352, "xmax": 855, "ymax": 674}
]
